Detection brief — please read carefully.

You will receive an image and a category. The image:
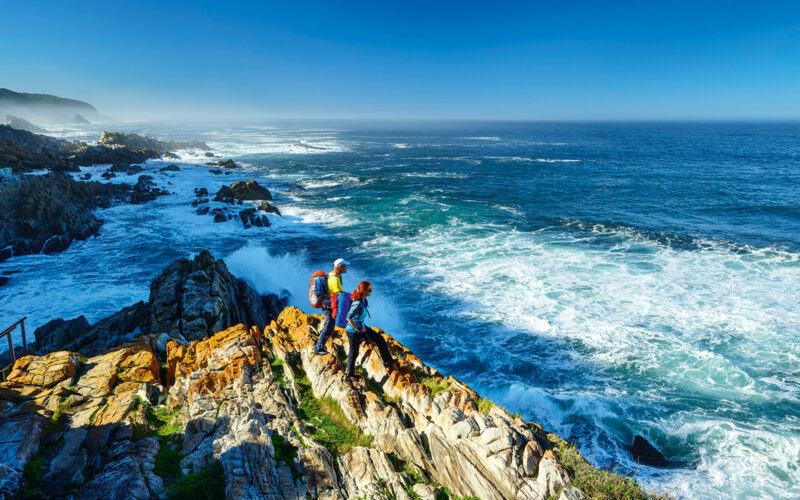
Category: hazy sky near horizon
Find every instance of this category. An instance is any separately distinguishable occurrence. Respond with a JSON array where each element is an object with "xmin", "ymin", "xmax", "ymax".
[{"xmin": 3, "ymin": 0, "xmax": 800, "ymax": 120}]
